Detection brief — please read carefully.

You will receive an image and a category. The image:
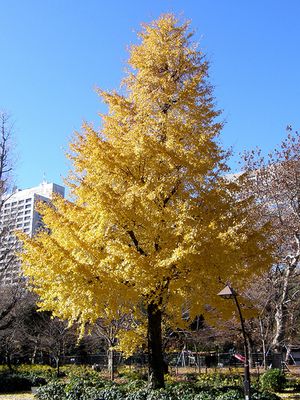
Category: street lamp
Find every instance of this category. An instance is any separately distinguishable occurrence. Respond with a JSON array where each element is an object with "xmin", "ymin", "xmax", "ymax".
[{"xmin": 218, "ymin": 284, "xmax": 251, "ymax": 400}]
